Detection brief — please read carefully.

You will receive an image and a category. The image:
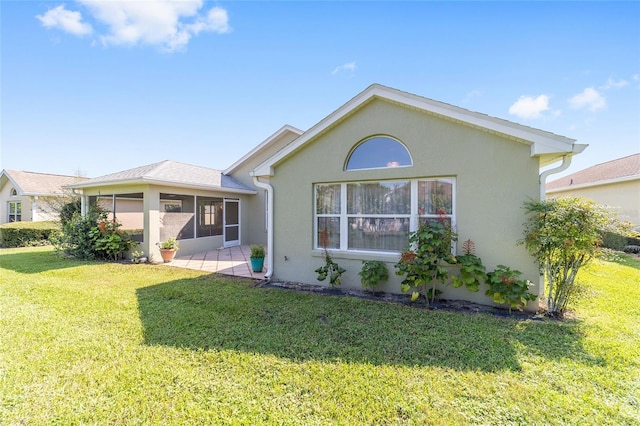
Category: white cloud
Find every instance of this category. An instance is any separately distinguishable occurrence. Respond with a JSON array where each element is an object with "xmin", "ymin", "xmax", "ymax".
[
  {"xmin": 37, "ymin": 1, "xmax": 230, "ymax": 51},
  {"xmin": 569, "ymin": 87, "xmax": 606, "ymax": 111},
  {"xmin": 508, "ymin": 95, "xmax": 550, "ymax": 119},
  {"xmin": 600, "ymin": 77, "xmax": 628, "ymax": 90},
  {"xmin": 36, "ymin": 5, "xmax": 93, "ymax": 36},
  {"xmin": 332, "ymin": 61, "xmax": 357, "ymax": 75}
]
